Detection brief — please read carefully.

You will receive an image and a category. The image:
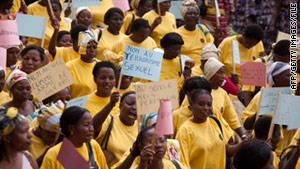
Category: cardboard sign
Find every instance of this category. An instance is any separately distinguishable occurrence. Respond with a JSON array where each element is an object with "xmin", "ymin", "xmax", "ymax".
[
  {"xmin": 134, "ymin": 79, "xmax": 178, "ymax": 115},
  {"xmin": 180, "ymin": 55, "xmax": 192, "ymax": 72},
  {"xmin": 214, "ymin": 0, "xmax": 221, "ymax": 17},
  {"xmin": 0, "ymin": 20, "xmax": 20, "ymax": 46},
  {"xmin": 259, "ymin": 87, "xmax": 292, "ymax": 115},
  {"xmin": 169, "ymin": 0, "xmax": 183, "ymax": 19},
  {"xmin": 66, "ymin": 95, "xmax": 88, "ymax": 108},
  {"xmin": 121, "ymin": 45, "xmax": 163, "ymax": 82},
  {"xmin": 274, "ymin": 94, "xmax": 290, "ymax": 125},
  {"xmin": 232, "ymin": 40, "xmax": 240, "ymax": 64},
  {"xmin": 57, "ymin": 138, "xmax": 90, "ymax": 169},
  {"xmin": 240, "ymin": 61, "xmax": 266, "ymax": 87},
  {"xmin": 276, "ymin": 31, "xmax": 300, "ymax": 42},
  {"xmin": 155, "ymin": 99, "xmax": 173, "ymax": 135},
  {"xmin": 112, "ymin": 0, "xmax": 130, "ymax": 12},
  {"xmin": 72, "ymin": 0, "xmax": 100, "ymax": 8},
  {"xmin": 27, "ymin": 58, "xmax": 75, "ymax": 101},
  {"xmin": 0, "ymin": 48, "xmax": 7, "ymax": 72},
  {"xmin": 287, "ymin": 95, "xmax": 300, "ymax": 130},
  {"xmin": 16, "ymin": 14, "xmax": 47, "ymax": 39},
  {"xmin": 167, "ymin": 139, "xmax": 180, "ymax": 161}
]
